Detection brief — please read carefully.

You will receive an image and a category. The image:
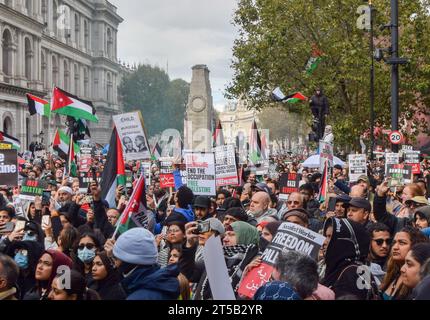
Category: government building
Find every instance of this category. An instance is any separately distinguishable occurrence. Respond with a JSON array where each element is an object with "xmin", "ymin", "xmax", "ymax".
[{"xmin": 0, "ymin": 0, "xmax": 126, "ymax": 148}]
